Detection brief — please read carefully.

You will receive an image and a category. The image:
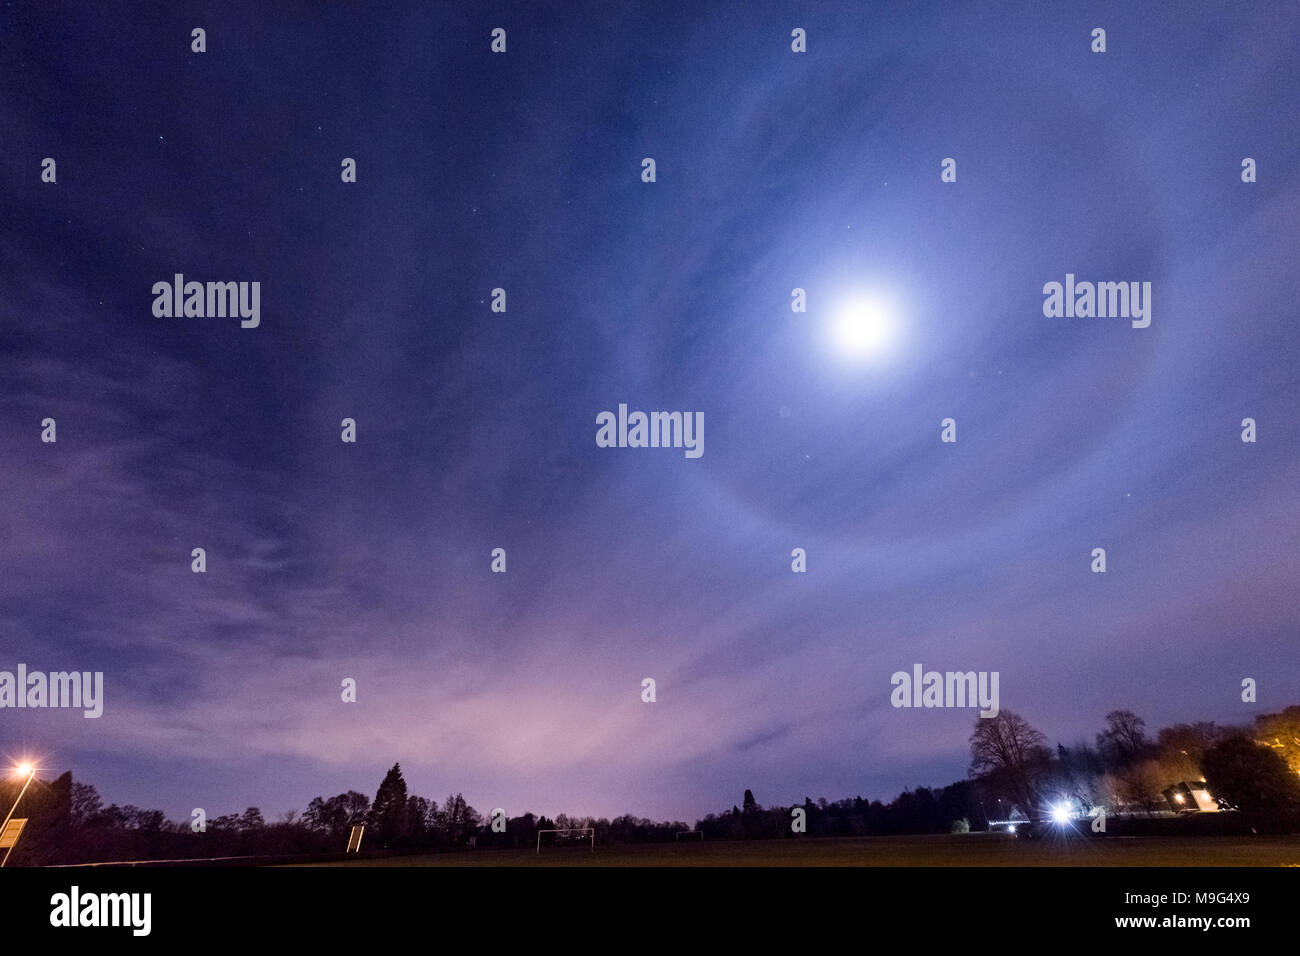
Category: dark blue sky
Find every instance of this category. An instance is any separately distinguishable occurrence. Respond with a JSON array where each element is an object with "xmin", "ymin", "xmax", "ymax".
[{"xmin": 2, "ymin": 1, "xmax": 1297, "ymax": 823}]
